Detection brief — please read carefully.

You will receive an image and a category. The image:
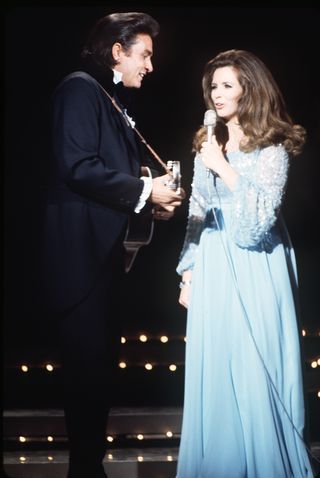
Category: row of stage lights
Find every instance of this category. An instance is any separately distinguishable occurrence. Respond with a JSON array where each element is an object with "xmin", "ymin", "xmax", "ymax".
[
  {"xmin": 18, "ymin": 363, "xmax": 182, "ymax": 372},
  {"xmin": 17, "ymin": 431, "xmax": 177, "ymax": 444},
  {"xmin": 13, "ymin": 432, "xmax": 180, "ymax": 464},
  {"xmin": 15, "ymin": 453, "xmax": 177, "ymax": 464},
  {"xmin": 17, "ymin": 359, "xmax": 320, "ymax": 372},
  {"xmin": 121, "ymin": 335, "xmax": 186, "ymax": 343},
  {"xmin": 17, "ymin": 356, "xmax": 320, "ymax": 373}
]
